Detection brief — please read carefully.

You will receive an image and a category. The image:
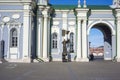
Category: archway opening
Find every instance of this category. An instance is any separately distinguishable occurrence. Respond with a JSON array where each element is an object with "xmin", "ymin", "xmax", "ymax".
[{"xmin": 88, "ymin": 23, "xmax": 112, "ymax": 61}]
